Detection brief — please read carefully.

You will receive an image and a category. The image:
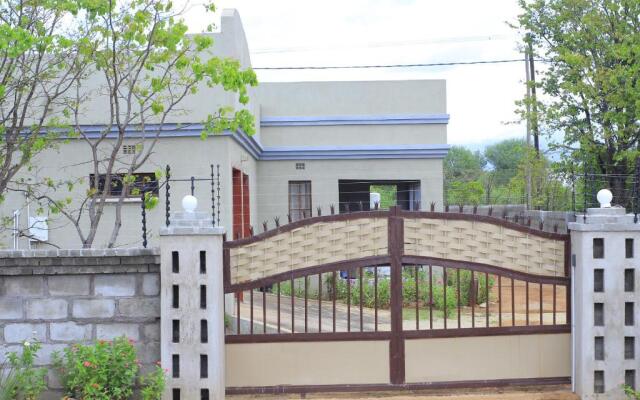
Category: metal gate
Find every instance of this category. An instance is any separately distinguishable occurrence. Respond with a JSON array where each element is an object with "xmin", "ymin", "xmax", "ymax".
[{"xmin": 223, "ymin": 207, "xmax": 571, "ymax": 393}]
